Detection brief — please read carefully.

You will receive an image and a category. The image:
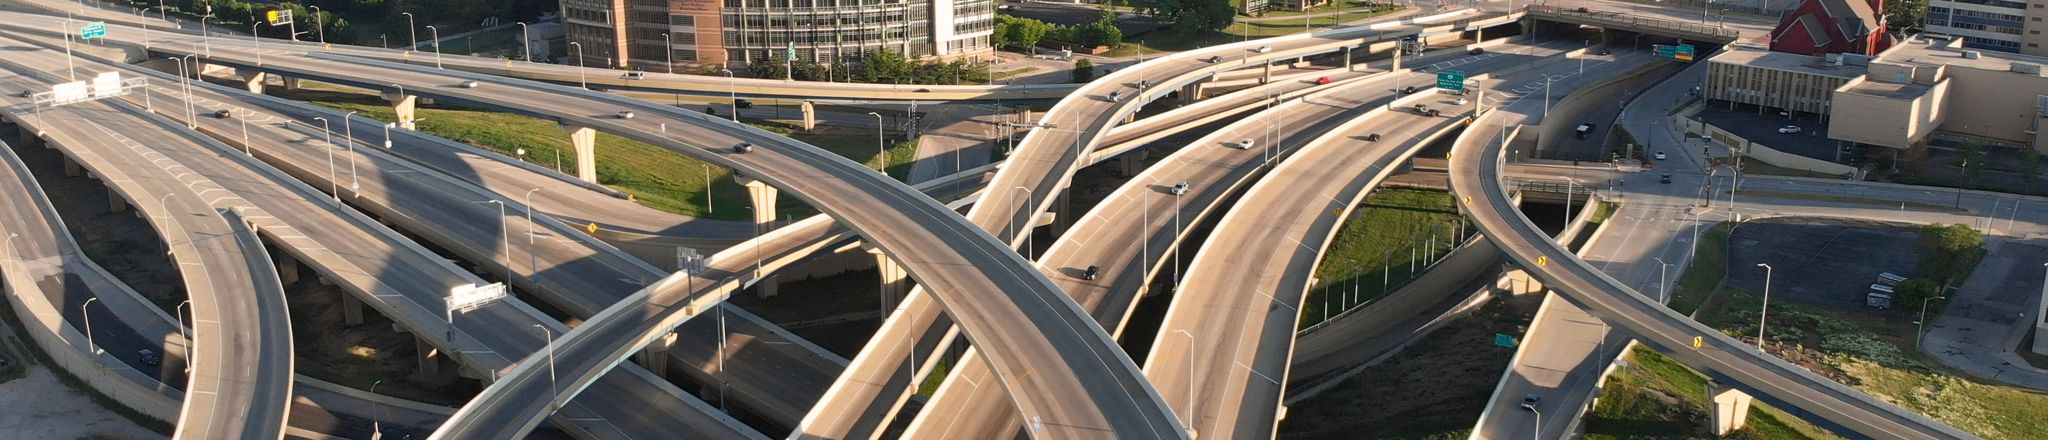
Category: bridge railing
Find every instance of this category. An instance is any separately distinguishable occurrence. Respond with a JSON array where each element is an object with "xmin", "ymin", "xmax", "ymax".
[{"xmin": 1524, "ymin": 5, "xmax": 1740, "ymax": 40}]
